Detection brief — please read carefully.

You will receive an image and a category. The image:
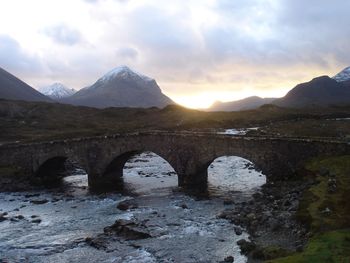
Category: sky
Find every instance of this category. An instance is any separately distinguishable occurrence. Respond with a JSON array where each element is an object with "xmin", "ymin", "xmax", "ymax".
[{"xmin": 0, "ymin": 0, "xmax": 349, "ymax": 108}]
